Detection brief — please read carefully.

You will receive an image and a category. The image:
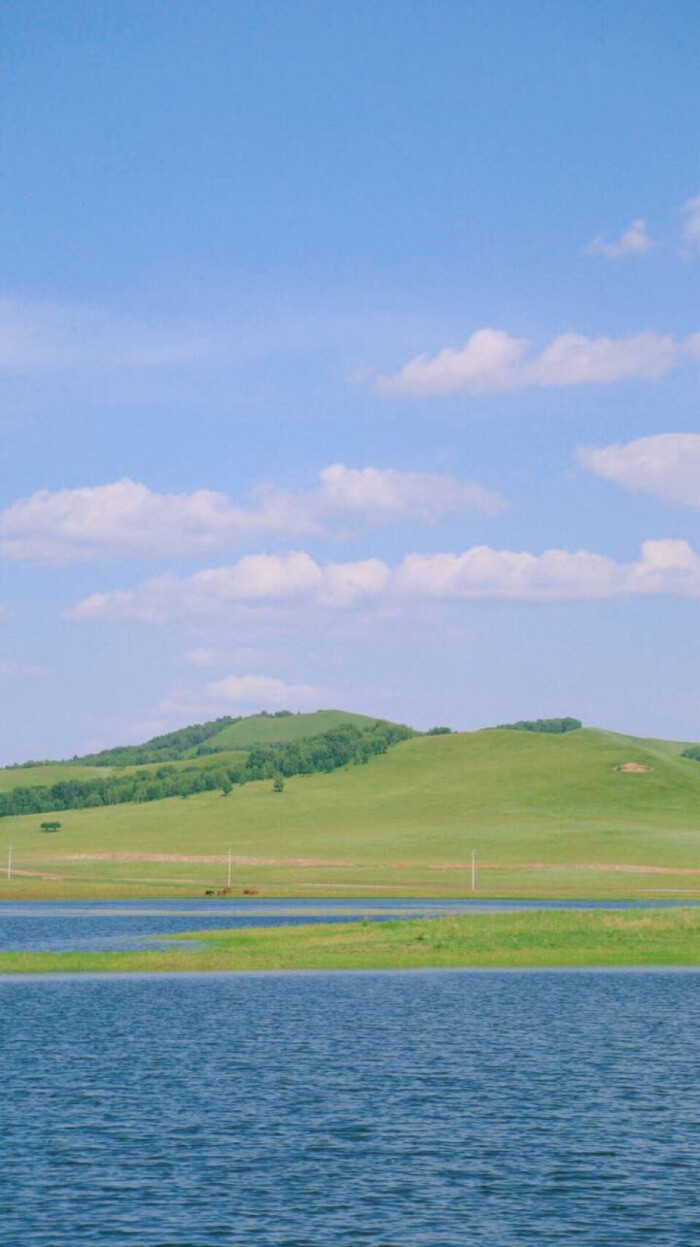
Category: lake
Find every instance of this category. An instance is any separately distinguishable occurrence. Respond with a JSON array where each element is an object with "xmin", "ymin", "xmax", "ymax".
[
  {"xmin": 1, "ymin": 895, "xmax": 696, "ymax": 952},
  {"xmin": 2, "ymin": 968, "xmax": 699, "ymax": 1245}
]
